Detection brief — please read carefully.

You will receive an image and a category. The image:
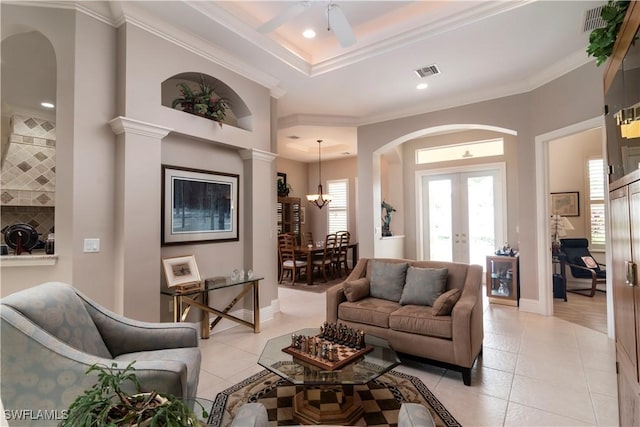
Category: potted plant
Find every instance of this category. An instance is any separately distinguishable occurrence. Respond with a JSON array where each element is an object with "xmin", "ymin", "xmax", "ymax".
[
  {"xmin": 277, "ymin": 180, "xmax": 292, "ymax": 197},
  {"xmin": 171, "ymin": 74, "xmax": 231, "ymax": 127},
  {"xmin": 60, "ymin": 361, "xmax": 207, "ymax": 426},
  {"xmin": 587, "ymin": 0, "xmax": 633, "ymax": 66}
]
